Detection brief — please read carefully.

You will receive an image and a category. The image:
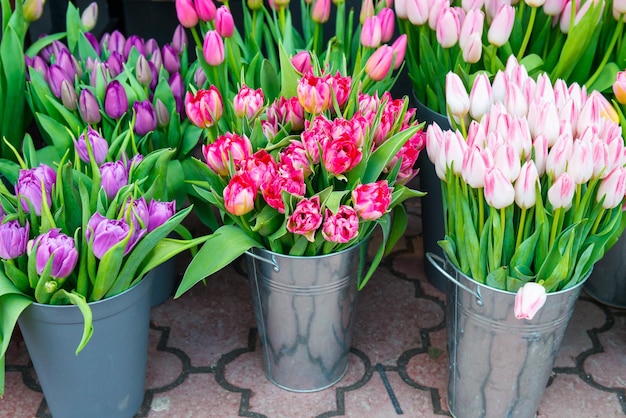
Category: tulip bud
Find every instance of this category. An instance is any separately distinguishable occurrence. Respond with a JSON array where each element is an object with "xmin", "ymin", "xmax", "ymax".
[
  {"xmin": 365, "ymin": 45, "xmax": 394, "ymax": 81},
  {"xmin": 215, "ymin": 6, "xmax": 235, "ymax": 37},
  {"xmin": 133, "ymin": 100, "xmax": 157, "ymax": 135},
  {"xmin": 32, "ymin": 229, "xmax": 79, "ymax": 279},
  {"xmin": 514, "ymin": 160, "xmax": 539, "ymax": 209},
  {"xmin": 169, "ymin": 72, "xmax": 184, "ymax": 113},
  {"xmin": 223, "ymin": 174, "xmax": 257, "ymax": 216},
  {"xmin": 203, "ymin": 31, "xmax": 225, "ymax": 66},
  {"xmin": 436, "ymin": 7, "xmax": 460, "ymax": 48},
  {"xmin": 185, "ymin": 87, "xmax": 223, "ymax": 128},
  {"xmin": 147, "ymin": 200, "xmax": 176, "ymax": 232},
  {"xmin": 462, "ymin": 146, "xmax": 493, "ymax": 188},
  {"xmin": 75, "ymin": 126, "xmax": 109, "ymax": 165},
  {"xmin": 514, "ymin": 282, "xmax": 547, "ymax": 320},
  {"xmin": 361, "ymin": 16, "xmax": 382, "ymax": 48},
  {"xmin": 548, "ymin": 172, "xmax": 575, "ymax": 209},
  {"xmin": 291, "ymin": 51, "xmax": 312, "ymax": 74},
  {"xmin": 484, "ymin": 167, "xmax": 515, "ymax": 209},
  {"xmin": 360, "ymin": 0, "xmax": 375, "ymax": 23},
  {"xmin": 445, "ymin": 72, "xmax": 470, "ymax": 118},
  {"xmin": 196, "ymin": 0, "xmax": 217, "ymax": 21},
  {"xmin": 248, "ymin": 0, "xmax": 263, "ymax": 10},
  {"xmin": 175, "ymin": 0, "xmax": 199, "ymax": 28},
  {"xmin": 172, "ymin": 25, "xmax": 188, "ymax": 54},
  {"xmin": 406, "ymin": 0, "xmax": 429, "ymax": 24},
  {"xmin": 162, "ymin": 44, "xmax": 181, "ymax": 74},
  {"xmin": 488, "ymin": 4, "xmax": 515, "ymax": 47},
  {"xmin": 469, "ymin": 73, "xmax": 492, "ymax": 120},
  {"xmin": 104, "ymin": 80, "xmax": 128, "ymax": 119},
  {"xmin": 60, "ymin": 80, "xmax": 78, "ymax": 110},
  {"xmin": 597, "ymin": 167, "xmax": 626, "ymax": 209},
  {"xmin": 81, "ymin": 2, "xmax": 98, "ymax": 31},
  {"xmin": 16, "ymin": 165, "xmax": 56, "ymax": 216},
  {"xmin": 106, "ymin": 51, "xmax": 123, "ymax": 78},
  {"xmin": 378, "ymin": 8, "xmax": 395, "ymax": 42},
  {"xmin": 194, "ymin": 67, "xmax": 207, "ymax": 87},
  {"xmin": 567, "ymin": 139, "xmax": 593, "ymax": 184},
  {"xmin": 99, "ymin": 161, "xmax": 129, "ymax": 199},
  {"xmin": 79, "ymin": 89, "xmax": 102, "ymax": 125},
  {"xmin": 614, "ymin": 0, "xmax": 626, "ymax": 15},
  {"xmin": 155, "ymin": 99, "xmax": 171, "ymax": 127},
  {"xmin": 0, "ymin": 220, "xmax": 29, "ymax": 259},
  {"xmin": 23, "ymin": 0, "xmax": 44, "ymax": 22},
  {"xmin": 312, "ymin": 0, "xmax": 331, "ymax": 23},
  {"xmin": 543, "ymin": 0, "xmax": 567, "ymax": 15},
  {"xmin": 391, "ymin": 34, "xmax": 407, "ymax": 70},
  {"xmin": 136, "ymin": 55, "xmax": 153, "ymax": 86}
]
